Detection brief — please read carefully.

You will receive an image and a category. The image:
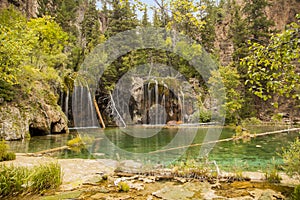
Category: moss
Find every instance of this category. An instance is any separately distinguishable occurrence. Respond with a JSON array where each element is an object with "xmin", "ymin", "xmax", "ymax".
[
  {"xmin": 24, "ymin": 132, "xmax": 31, "ymax": 139},
  {"xmin": 118, "ymin": 182, "xmax": 130, "ymax": 192}
]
